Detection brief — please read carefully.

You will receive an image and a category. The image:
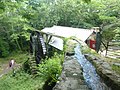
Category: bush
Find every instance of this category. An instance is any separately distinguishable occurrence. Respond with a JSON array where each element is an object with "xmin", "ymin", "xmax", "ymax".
[
  {"xmin": 0, "ymin": 38, "xmax": 9, "ymax": 57},
  {"xmin": 37, "ymin": 53, "xmax": 64, "ymax": 85}
]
